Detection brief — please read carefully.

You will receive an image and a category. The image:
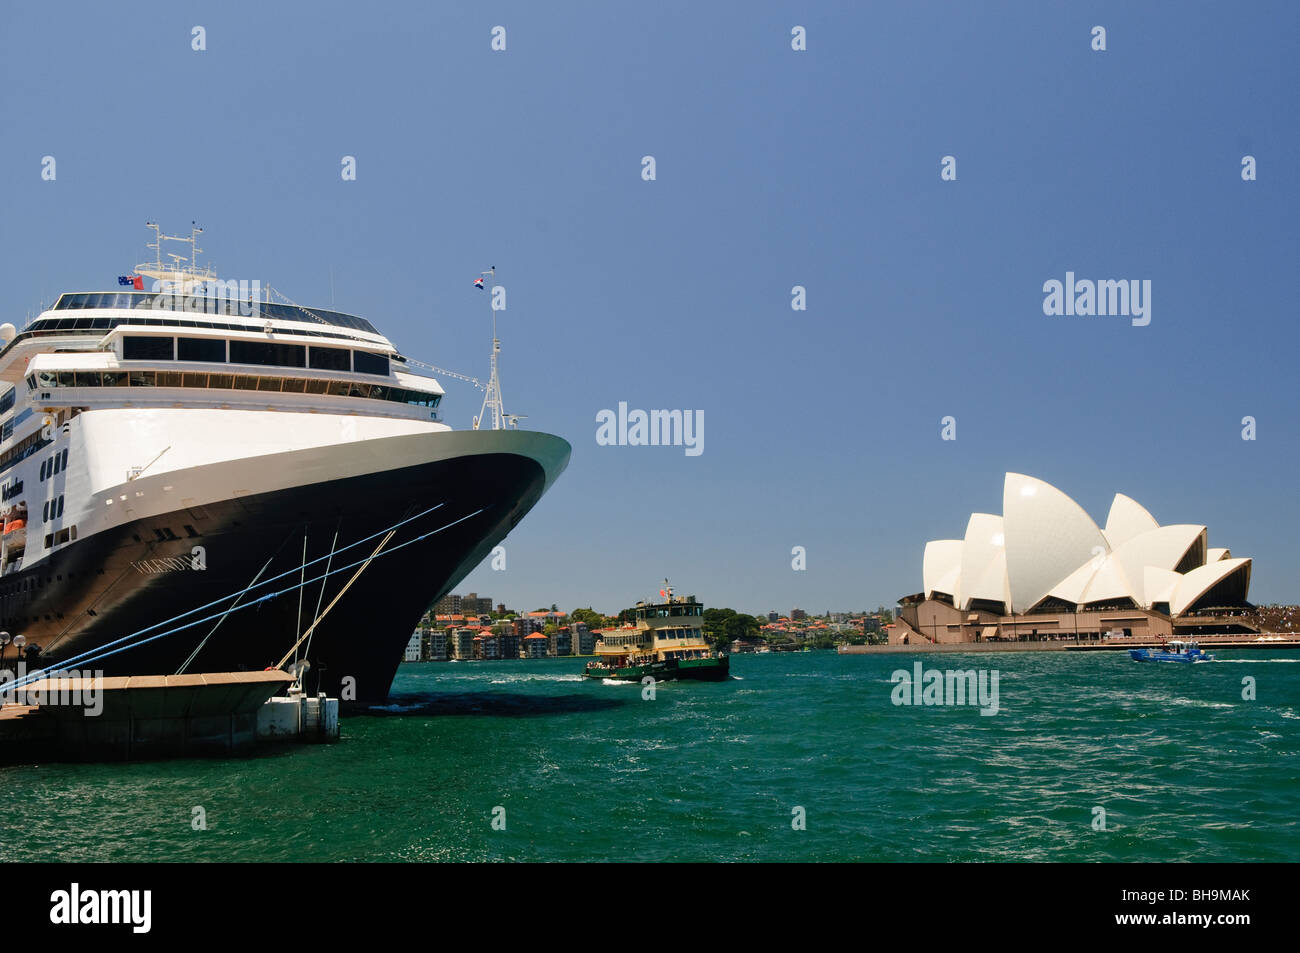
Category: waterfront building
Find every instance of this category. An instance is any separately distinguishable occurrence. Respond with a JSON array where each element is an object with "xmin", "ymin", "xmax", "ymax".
[
  {"xmin": 512, "ymin": 616, "xmax": 544, "ymax": 638},
  {"xmin": 426, "ymin": 627, "xmax": 448, "ymax": 661},
  {"xmin": 570, "ymin": 622, "xmax": 594, "ymax": 655},
  {"xmin": 463, "ymin": 592, "xmax": 494, "ymax": 616},
  {"xmin": 435, "ymin": 593, "xmax": 462, "ymax": 615},
  {"xmin": 498, "ymin": 630, "xmax": 521, "ymax": 659},
  {"xmin": 895, "ymin": 473, "xmax": 1256, "ymax": 645},
  {"xmin": 473, "ymin": 631, "xmax": 501, "ymax": 660},
  {"xmin": 549, "ymin": 626, "xmax": 572, "ymax": 656},
  {"xmin": 404, "ymin": 631, "xmax": 422, "ymax": 662},
  {"xmin": 524, "ymin": 633, "xmax": 549, "ymax": 658},
  {"xmin": 451, "ymin": 627, "xmax": 476, "ymax": 660}
]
